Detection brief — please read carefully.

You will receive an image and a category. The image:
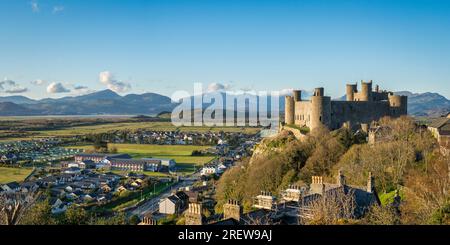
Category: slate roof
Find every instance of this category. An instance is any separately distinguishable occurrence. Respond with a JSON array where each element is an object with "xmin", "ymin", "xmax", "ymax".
[
  {"xmin": 429, "ymin": 117, "xmax": 450, "ymax": 129},
  {"xmin": 4, "ymin": 181, "xmax": 20, "ymax": 189},
  {"xmin": 301, "ymin": 183, "xmax": 380, "ymax": 218},
  {"xmin": 110, "ymin": 158, "xmax": 159, "ymax": 165},
  {"xmin": 167, "ymin": 195, "xmax": 181, "ymax": 204},
  {"xmin": 76, "ymin": 153, "xmax": 131, "ymax": 159}
]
